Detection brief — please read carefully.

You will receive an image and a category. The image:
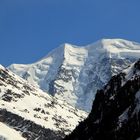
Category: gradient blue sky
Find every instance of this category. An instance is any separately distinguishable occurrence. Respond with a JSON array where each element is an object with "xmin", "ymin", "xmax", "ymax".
[{"xmin": 1, "ymin": 0, "xmax": 140, "ymax": 66}]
